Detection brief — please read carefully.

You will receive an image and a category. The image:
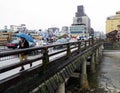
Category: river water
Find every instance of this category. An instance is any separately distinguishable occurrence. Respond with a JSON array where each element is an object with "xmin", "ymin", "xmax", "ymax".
[
  {"xmin": 88, "ymin": 50, "xmax": 120, "ymax": 93},
  {"xmin": 99, "ymin": 51, "xmax": 120, "ymax": 92}
]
